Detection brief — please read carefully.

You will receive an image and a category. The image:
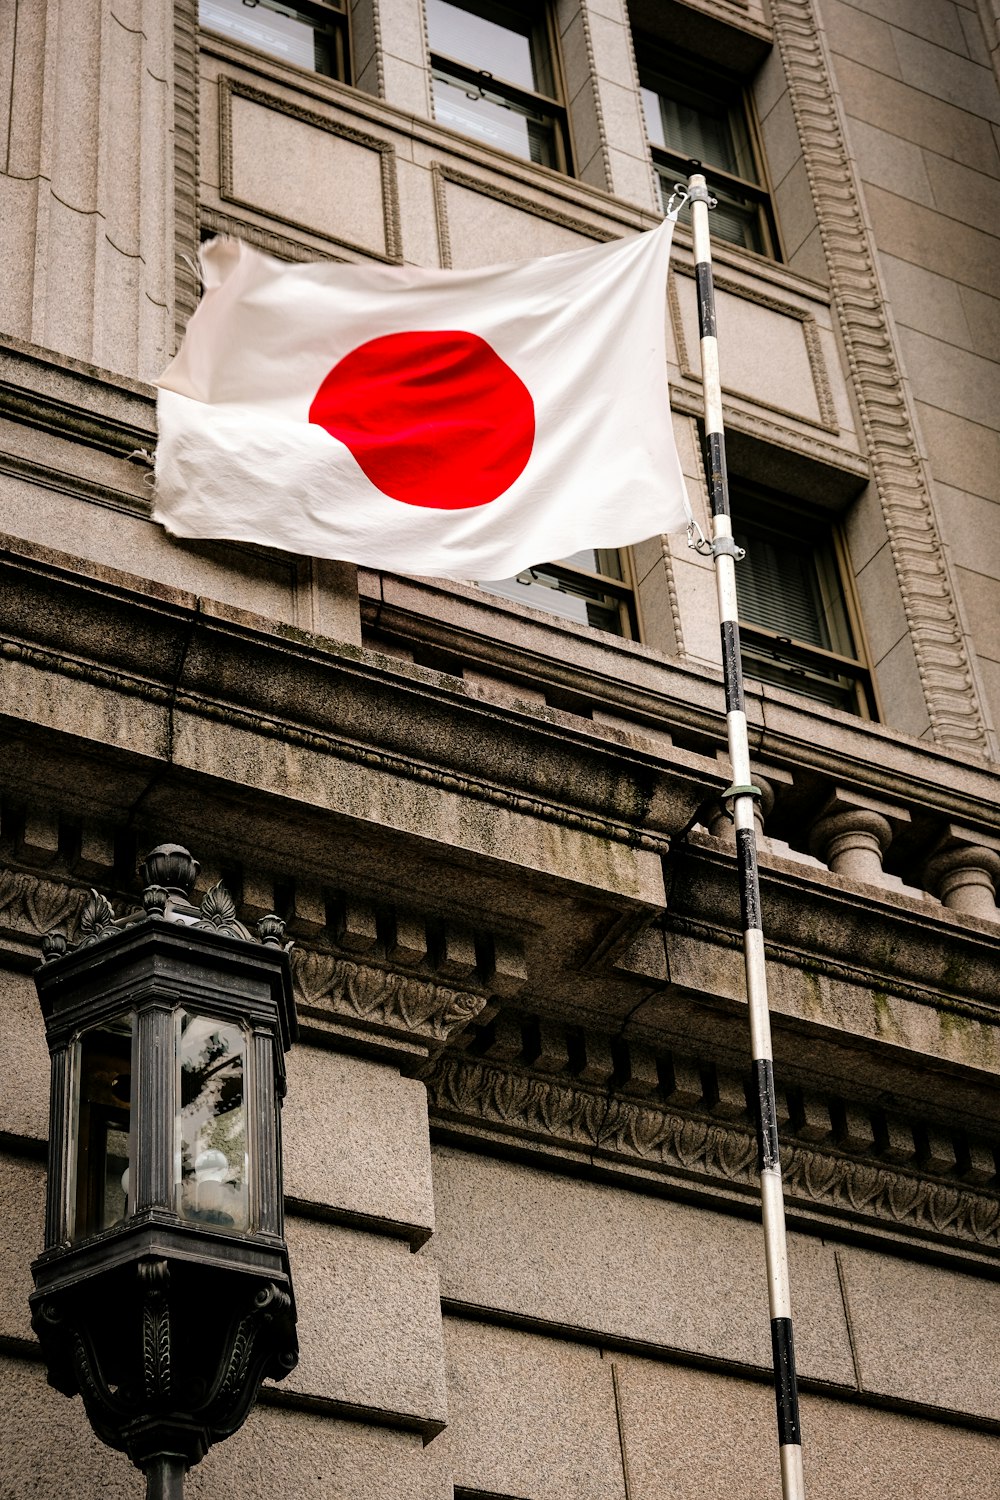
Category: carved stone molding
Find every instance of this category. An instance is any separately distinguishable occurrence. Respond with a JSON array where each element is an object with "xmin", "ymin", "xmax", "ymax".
[
  {"xmin": 770, "ymin": 0, "xmax": 989, "ymax": 755},
  {"xmin": 572, "ymin": 1, "xmax": 612, "ymax": 192},
  {"xmin": 200, "ymin": 207, "xmax": 347, "ymax": 264},
  {"xmin": 173, "ymin": 0, "xmax": 201, "ymax": 345},
  {"xmin": 292, "ymin": 949, "xmax": 491, "ymax": 1051},
  {"xmin": 431, "ymin": 163, "xmax": 616, "ymax": 269},
  {"xmin": 669, "ymin": 384, "xmax": 869, "ymax": 484},
  {"xmin": 217, "ymin": 76, "xmax": 403, "ymax": 263},
  {"xmin": 0, "ymin": 867, "xmax": 89, "ymax": 943},
  {"xmin": 425, "ymin": 1052, "xmax": 1000, "ymax": 1261}
]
